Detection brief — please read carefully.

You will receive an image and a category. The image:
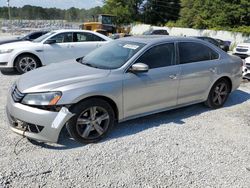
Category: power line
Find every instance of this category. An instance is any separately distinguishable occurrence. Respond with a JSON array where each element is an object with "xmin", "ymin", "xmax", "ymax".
[{"xmin": 144, "ymin": 1, "xmax": 181, "ymax": 11}]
